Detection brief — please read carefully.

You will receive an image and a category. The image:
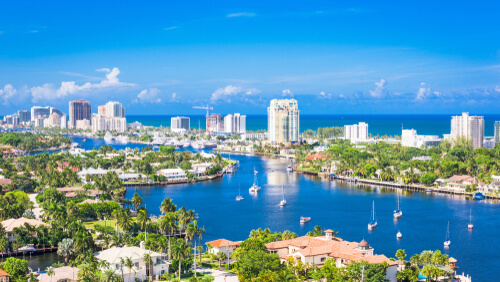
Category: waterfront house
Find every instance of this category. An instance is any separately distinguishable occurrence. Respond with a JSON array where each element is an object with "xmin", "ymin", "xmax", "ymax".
[
  {"xmin": 1, "ymin": 217, "xmax": 50, "ymax": 242},
  {"xmin": 478, "ymin": 181, "xmax": 500, "ymax": 194},
  {"xmin": 157, "ymin": 168, "xmax": 187, "ymax": 182},
  {"xmin": 265, "ymin": 230, "xmax": 397, "ymax": 282},
  {"xmin": 205, "ymin": 239, "xmax": 240, "ymax": 256},
  {"xmin": 446, "ymin": 175, "xmax": 485, "ymax": 192},
  {"xmin": 95, "ymin": 244, "xmax": 170, "ymax": 282},
  {"xmin": 188, "ymin": 163, "xmax": 213, "ymax": 178},
  {"xmin": 37, "ymin": 266, "xmax": 79, "ymax": 282},
  {"xmin": 0, "ymin": 269, "xmax": 10, "ymax": 282},
  {"xmin": 57, "ymin": 187, "xmax": 103, "ymax": 198}
]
